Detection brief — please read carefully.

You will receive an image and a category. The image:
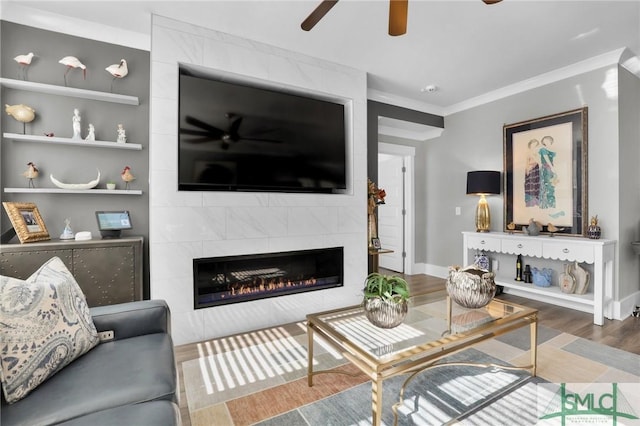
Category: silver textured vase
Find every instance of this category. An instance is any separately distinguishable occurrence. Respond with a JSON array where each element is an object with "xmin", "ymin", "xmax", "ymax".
[
  {"xmin": 363, "ymin": 297, "xmax": 408, "ymax": 328},
  {"xmin": 446, "ymin": 265, "xmax": 496, "ymax": 309}
]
